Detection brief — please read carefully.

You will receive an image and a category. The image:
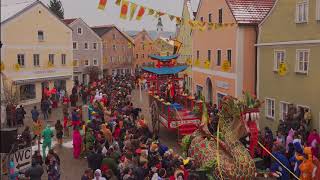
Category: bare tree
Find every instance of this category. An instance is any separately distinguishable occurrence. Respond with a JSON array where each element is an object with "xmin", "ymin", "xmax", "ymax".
[{"xmin": 1, "ymin": 80, "xmax": 19, "ymax": 107}]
